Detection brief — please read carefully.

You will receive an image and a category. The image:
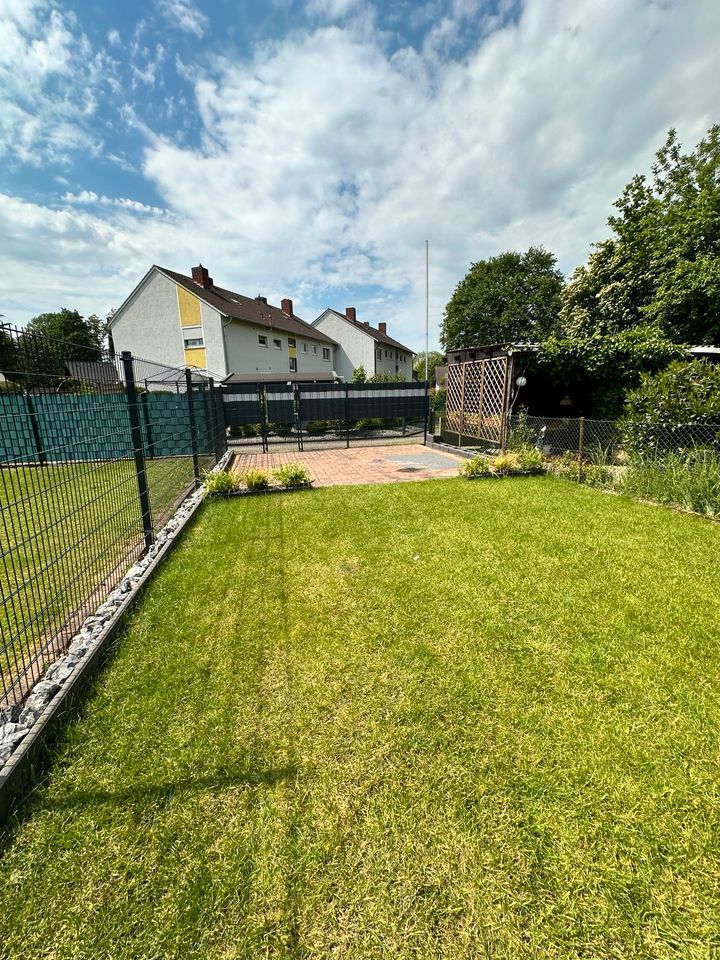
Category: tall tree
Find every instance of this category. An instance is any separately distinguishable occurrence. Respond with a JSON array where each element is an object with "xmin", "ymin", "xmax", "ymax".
[
  {"xmin": 561, "ymin": 126, "xmax": 720, "ymax": 344},
  {"xmin": 441, "ymin": 247, "xmax": 563, "ymax": 349},
  {"xmin": 25, "ymin": 308, "xmax": 105, "ymax": 354},
  {"xmin": 413, "ymin": 351, "xmax": 445, "ymax": 385}
]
